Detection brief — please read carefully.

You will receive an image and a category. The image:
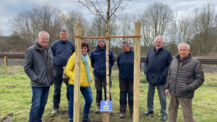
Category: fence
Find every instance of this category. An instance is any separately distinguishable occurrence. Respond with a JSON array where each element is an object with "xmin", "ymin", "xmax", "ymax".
[{"xmin": 1, "ymin": 53, "xmax": 217, "ymax": 72}]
